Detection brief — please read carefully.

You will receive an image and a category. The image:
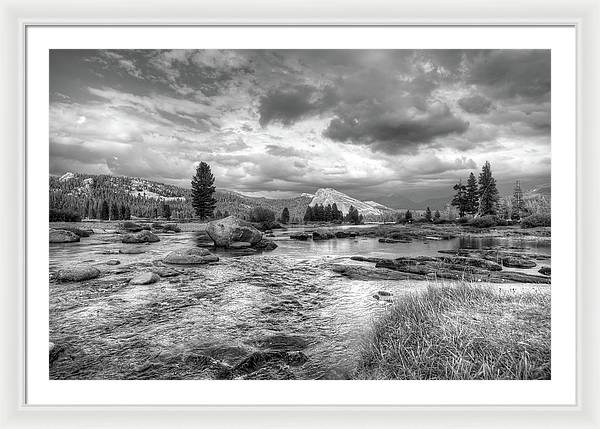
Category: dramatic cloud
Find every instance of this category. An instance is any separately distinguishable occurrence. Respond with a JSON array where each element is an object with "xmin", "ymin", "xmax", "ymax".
[
  {"xmin": 458, "ymin": 95, "xmax": 493, "ymax": 114},
  {"xmin": 50, "ymin": 49, "xmax": 551, "ymax": 200}
]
